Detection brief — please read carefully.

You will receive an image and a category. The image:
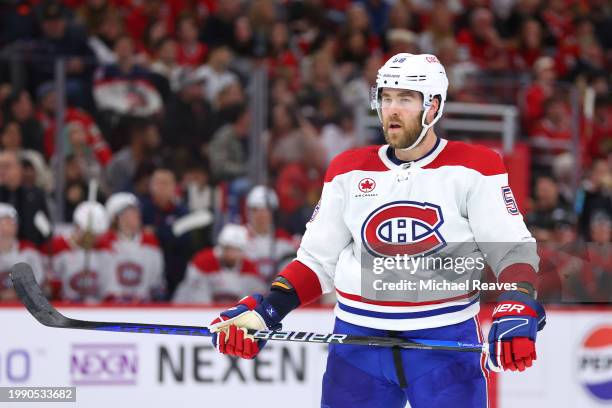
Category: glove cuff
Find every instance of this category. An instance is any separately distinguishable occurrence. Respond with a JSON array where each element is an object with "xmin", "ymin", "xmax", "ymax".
[{"xmin": 498, "ymin": 290, "xmax": 547, "ymax": 331}]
